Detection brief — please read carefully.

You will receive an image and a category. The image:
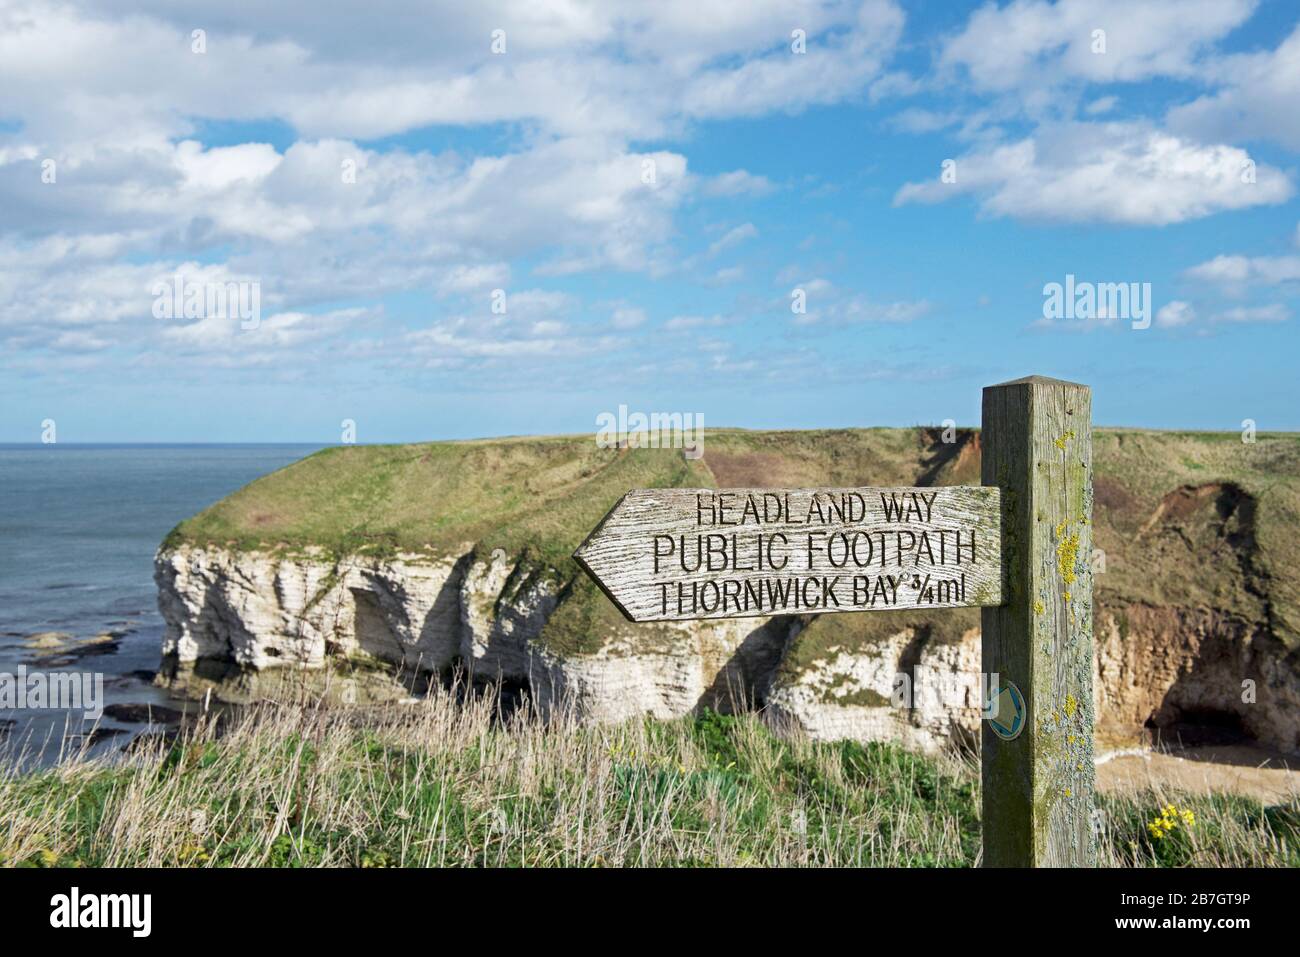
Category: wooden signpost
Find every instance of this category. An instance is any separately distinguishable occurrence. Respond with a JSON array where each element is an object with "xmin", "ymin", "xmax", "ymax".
[
  {"xmin": 575, "ymin": 375, "xmax": 1095, "ymax": 867},
  {"xmin": 574, "ymin": 486, "xmax": 1004, "ymax": 621},
  {"xmin": 980, "ymin": 376, "xmax": 1095, "ymax": 868}
]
